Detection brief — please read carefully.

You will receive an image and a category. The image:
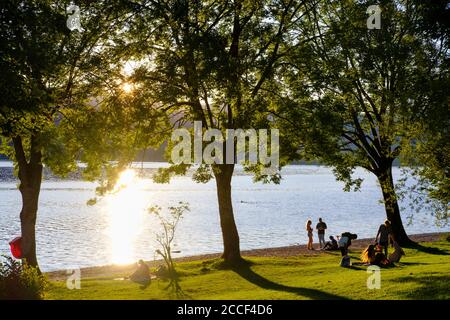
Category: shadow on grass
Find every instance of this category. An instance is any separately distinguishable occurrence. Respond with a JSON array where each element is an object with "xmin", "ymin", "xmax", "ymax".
[
  {"xmin": 345, "ymin": 265, "xmax": 366, "ymax": 270},
  {"xmin": 164, "ymin": 278, "xmax": 191, "ymax": 299},
  {"xmin": 408, "ymin": 243, "xmax": 450, "ymax": 256},
  {"xmin": 392, "ymin": 275, "xmax": 450, "ymax": 300},
  {"xmin": 396, "ymin": 262, "xmax": 429, "ymax": 266},
  {"xmin": 321, "ymin": 251, "xmax": 341, "ymax": 256},
  {"xmin": 232, "ymin": 264, "xmax": 348, "ymax": 300},
  {"xmin": 153, "ymin": 272, "xmax": 191, "ymax": 299}
]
